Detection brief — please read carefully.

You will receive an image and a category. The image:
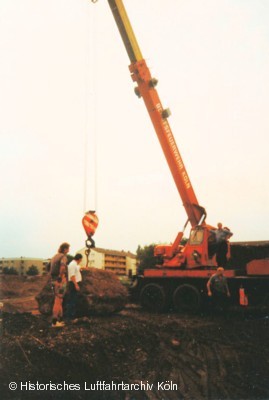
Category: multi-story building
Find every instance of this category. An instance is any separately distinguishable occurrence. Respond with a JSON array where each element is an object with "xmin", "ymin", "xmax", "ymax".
[
  {"xmin": 0, "ymin": 248, "xmax": 137, "ymax": 277},
  {"xmin": 0, "ymin": 257, "xmax": 47, "ymax": 275},
  {"xmin": 77, "ymin": 247, "xmax": 137, "ymax": 277}
]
